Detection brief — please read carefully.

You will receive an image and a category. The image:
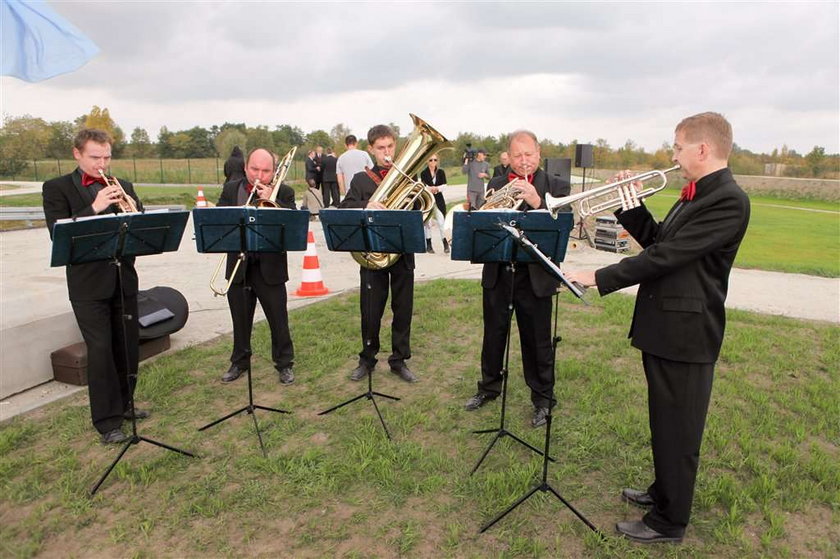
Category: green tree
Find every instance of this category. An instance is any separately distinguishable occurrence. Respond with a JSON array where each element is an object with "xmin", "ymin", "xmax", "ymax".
[
  {"xmin": 128, "ymin": 127, "xmax": 155, "ymax": 158},
  {"xmin": 46, "ymin": 121, "xmax": 75, "ymax": 159},
  {"xmin": 305, "ymin": 129, "xmax": 331, "ymax": 151},
  {"xmin": 329, "ymin": 123, "xmax": 352, "ymax": 149},
  {"xmin": 78, "ymin": 105, "xmax": 125, "ymax": 155},
  {"xmin": 215, "ymin": 128, "xmax": 247, "ymax": 160},
  {"xmin": 246, "ymin": 126, "xmax": 275, "ymax": 154},
  {"xmin": 805, "ymin": 146, "xmax": 826, "ymax": 177}
]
